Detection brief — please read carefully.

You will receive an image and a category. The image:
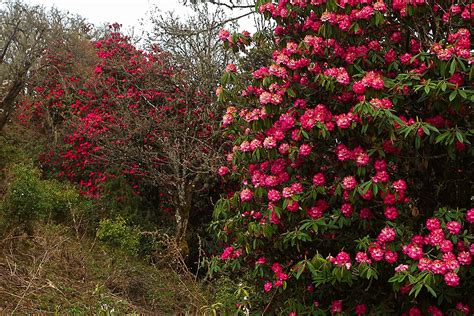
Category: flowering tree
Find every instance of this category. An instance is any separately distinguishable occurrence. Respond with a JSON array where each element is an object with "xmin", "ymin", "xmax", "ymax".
[
  {"xmin": 21, "ymin": 24, "xmax": 224, "ymax": 251},
  {"xmin": 0, "ymin": 0, "xmax": 90, "ymax": 131},
  {"xmin": 211, "ymin": 0, "xmax": 473, "ymax": 314}
]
